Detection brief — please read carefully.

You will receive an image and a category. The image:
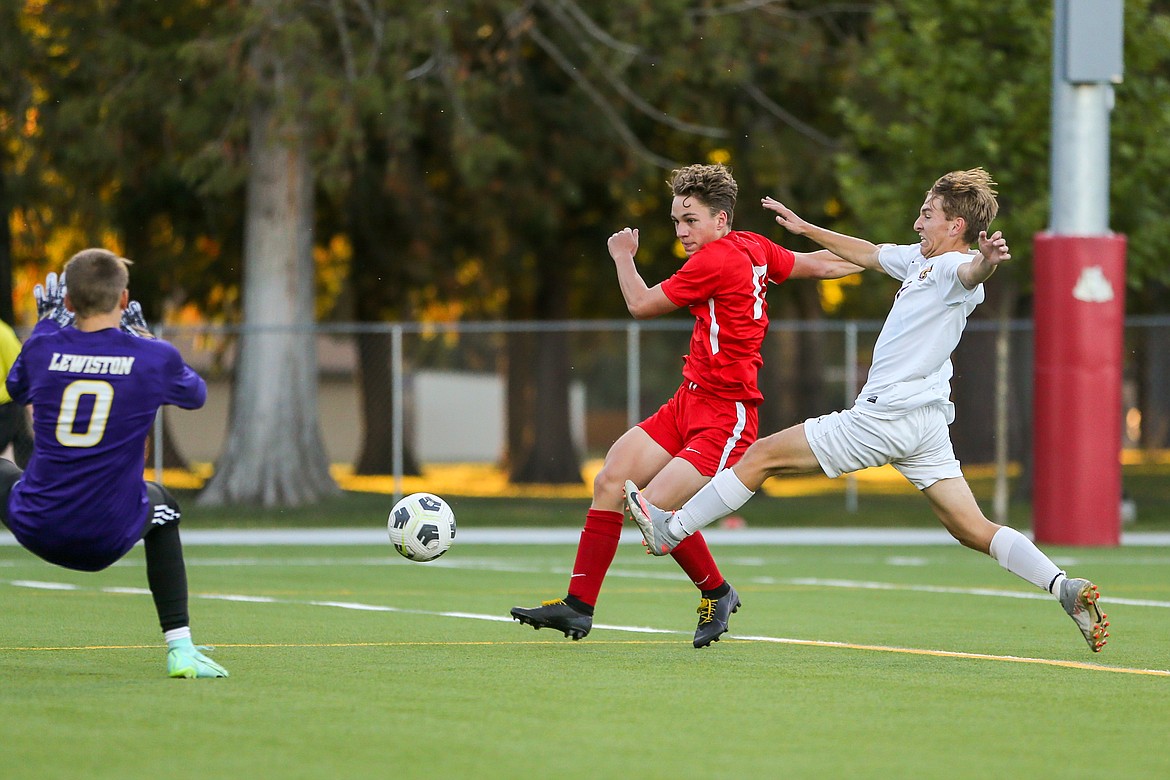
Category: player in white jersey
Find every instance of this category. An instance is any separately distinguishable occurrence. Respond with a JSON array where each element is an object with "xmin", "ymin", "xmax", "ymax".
[{"xmin": 625, "ymin": 169, "xmax": 1110, "ymax": 653}]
